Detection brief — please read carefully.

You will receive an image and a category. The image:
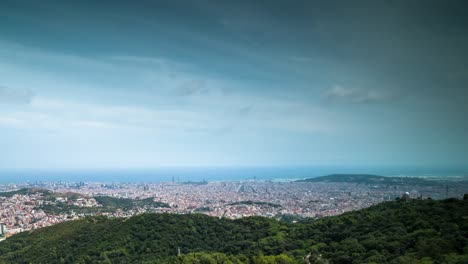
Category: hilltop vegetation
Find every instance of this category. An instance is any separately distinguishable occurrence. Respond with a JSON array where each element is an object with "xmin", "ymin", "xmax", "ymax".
[
  {"xmin": 297, "ymin": 174, "xmax": 441, "ymax": 186},
  {"xmin": 0, "ymin": 197, "xmax": 466, "ymax": 263},
  {"xmin": 40, "ymin": 195, "xmax": 170, "ymax": 215},
  {"xmin": 0, "ymin": 188, "xmax": 53, "ymax": 198},
  {"xmin": 94, "ymin": 196, "xmax": 170, "ymax": 210}
]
